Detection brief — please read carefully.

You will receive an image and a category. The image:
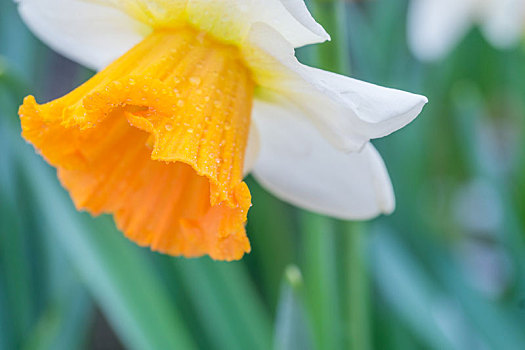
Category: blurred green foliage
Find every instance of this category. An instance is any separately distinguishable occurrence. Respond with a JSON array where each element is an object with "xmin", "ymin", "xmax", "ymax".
[{"xmin": 1, "ymin": 0, "xmax": 525, "ymax": 349}]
